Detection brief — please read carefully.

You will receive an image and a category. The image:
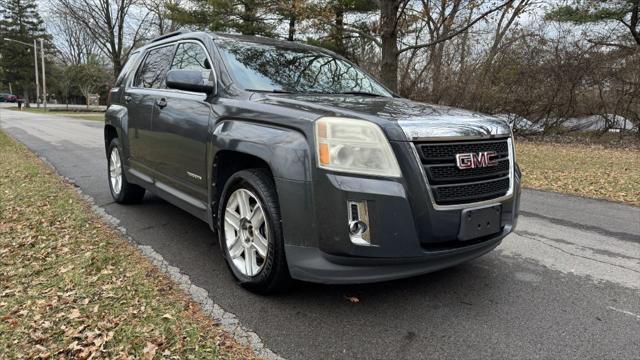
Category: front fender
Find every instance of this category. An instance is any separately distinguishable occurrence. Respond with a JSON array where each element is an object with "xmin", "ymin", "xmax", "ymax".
[
  {"xmin": 211, "ymin": 119, "xmax": 315, "ymax": 247},
  {"xmin": 212, "ymin": 120, "xmax": 312, "ymax": 182}
]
